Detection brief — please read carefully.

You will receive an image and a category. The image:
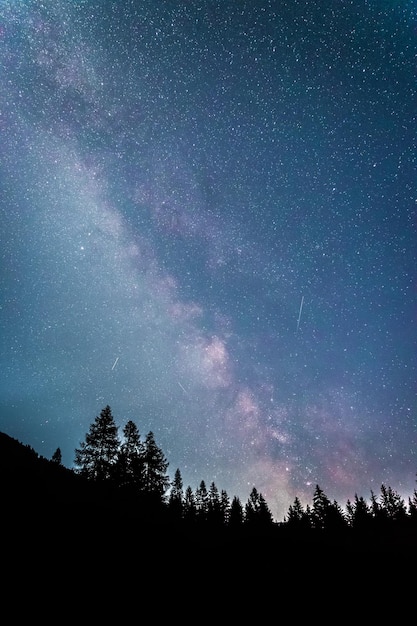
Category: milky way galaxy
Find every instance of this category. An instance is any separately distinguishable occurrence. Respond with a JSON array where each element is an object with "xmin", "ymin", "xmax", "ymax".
[{"xmin": 1, "ymin": 1, "xmax": 416, "ymax": 520}]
